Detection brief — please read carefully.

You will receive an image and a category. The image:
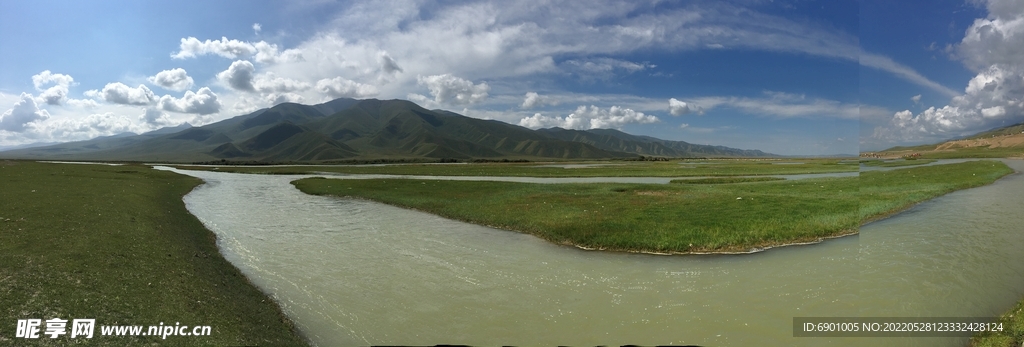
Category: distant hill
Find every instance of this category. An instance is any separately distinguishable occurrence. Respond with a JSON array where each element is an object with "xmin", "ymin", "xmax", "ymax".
[
  {"xmin": 874, "ymin": 121, "xmax": 1024, "ymax": 158},
  {"xmin": 0, "ymin": 98, "xmax": 776, "ymax": 162}
]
